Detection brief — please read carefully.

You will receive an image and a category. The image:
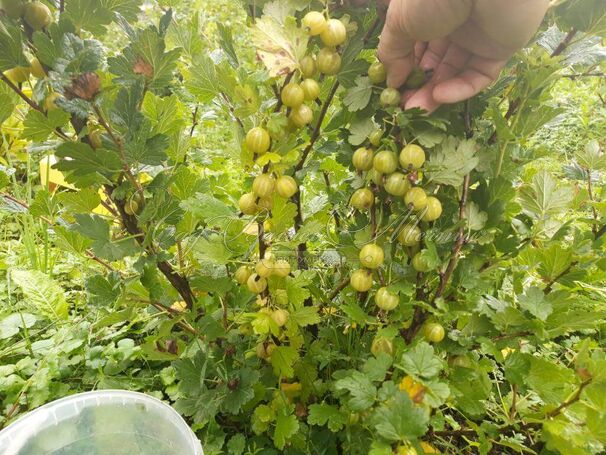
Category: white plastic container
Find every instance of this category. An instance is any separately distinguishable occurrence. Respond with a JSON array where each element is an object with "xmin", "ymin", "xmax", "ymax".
[{"xmin": 0, "ymin": 390, "xmax": 203, "ymax": 455}]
